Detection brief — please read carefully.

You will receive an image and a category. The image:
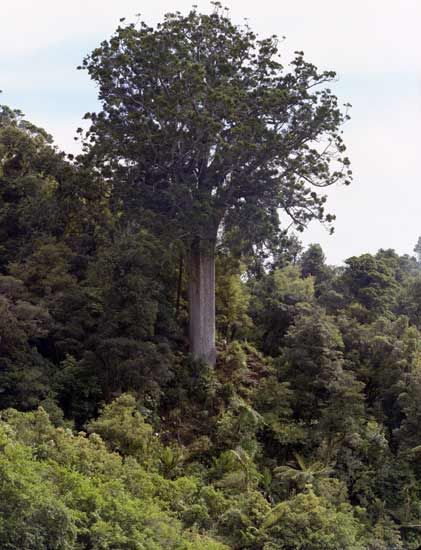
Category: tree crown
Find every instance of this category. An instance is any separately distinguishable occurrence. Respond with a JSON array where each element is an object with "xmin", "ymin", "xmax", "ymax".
[{"xmin": 81, "ymin": 4, "xmax": 351, "ymax": 249}]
